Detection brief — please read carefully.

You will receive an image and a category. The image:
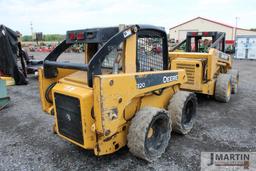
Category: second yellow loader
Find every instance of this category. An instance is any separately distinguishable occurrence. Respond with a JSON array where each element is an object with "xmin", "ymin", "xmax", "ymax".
[{"xmin": 170, "ymin": 32, "xmax": 239, "ymax": 102}]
